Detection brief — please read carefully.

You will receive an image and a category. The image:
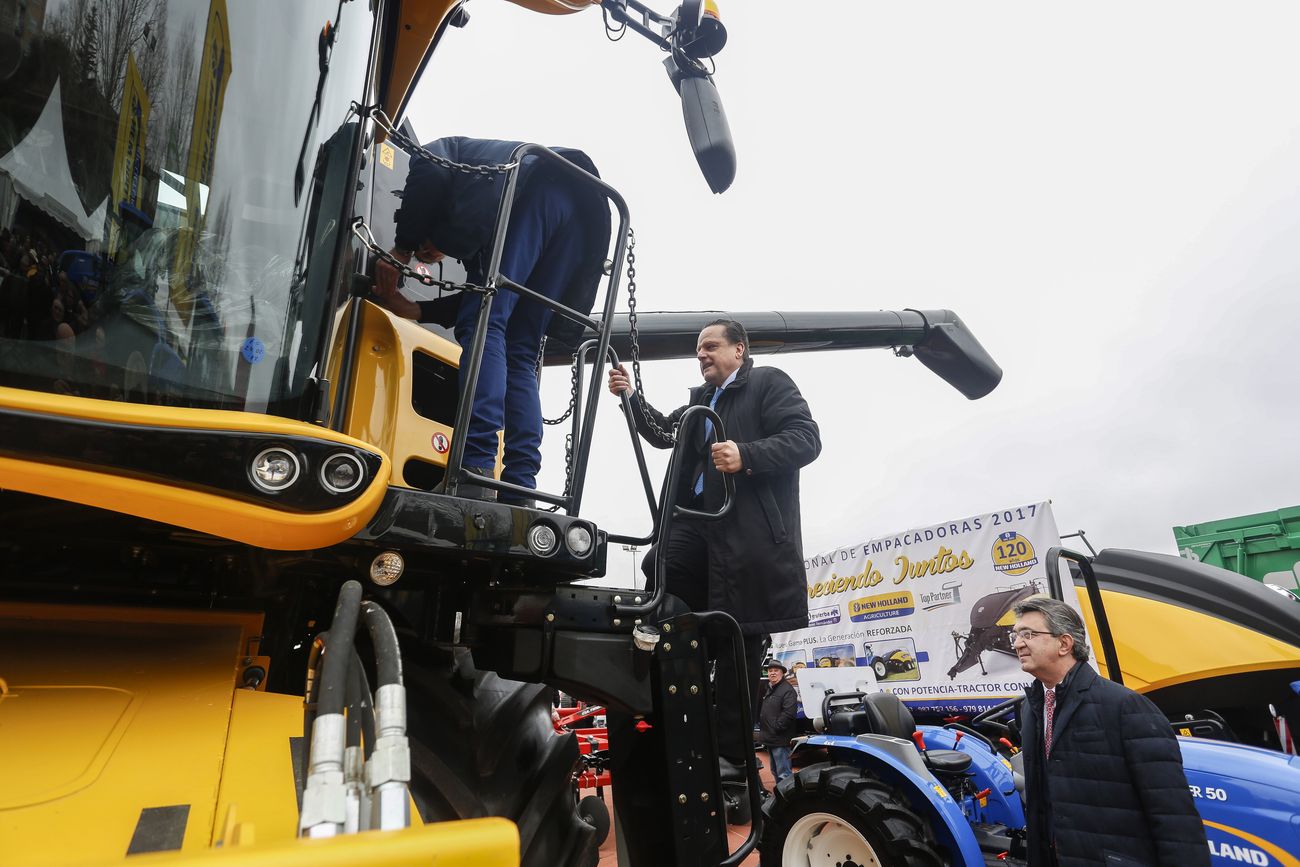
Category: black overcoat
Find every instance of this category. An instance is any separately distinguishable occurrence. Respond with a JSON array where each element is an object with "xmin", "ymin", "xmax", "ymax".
[
  {"xmin": 1020, "ymin": 662, "xmax": 1210, "ymax": 867},
  {"xmin": 758, "ymin": 677, "xmax": 799, "ymax": 747},
  {"xmin": 629, "ymin": 358, "xmax": 820, "ymax": 634}
]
